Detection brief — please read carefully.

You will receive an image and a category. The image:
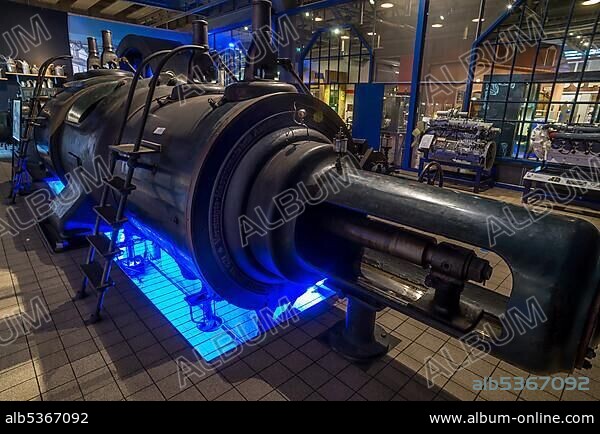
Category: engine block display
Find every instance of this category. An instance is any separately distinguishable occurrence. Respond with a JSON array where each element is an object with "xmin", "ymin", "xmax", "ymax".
[
  {"xmin": 531, "ymin": 123, "xmax": 600, "ymax": 167},
  {"xmin": 419, "ymin": 110, "xmax": 500, "ymax": 171}
]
